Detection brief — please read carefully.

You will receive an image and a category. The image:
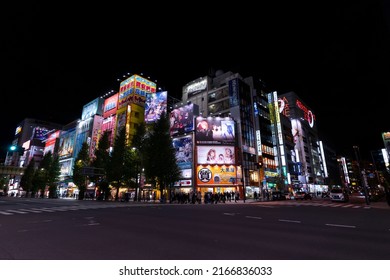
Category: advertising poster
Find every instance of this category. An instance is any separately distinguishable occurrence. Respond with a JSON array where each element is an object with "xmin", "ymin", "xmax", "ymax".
[
  {"xmin": 144, "ymin": 91, "xmax": 168, "ymax": 123},
  {"xmin": 58, "ymin": 129, "xmax": 76, "ymax": 159},
  {"xmin": 59, "ymin": 158, "xmax": 73, "ymax": 177},
  {"xmin": 44, "ymin": 130, "xmax": 60, "ymax": 155},
  {"xmin": 172, "ymin": 135, "xmax": 193, "ymax": 170},
  {"xmin": 195, "ymin": 117, "xmax": 235, "ymax": 145},
  {"xmin": 169, "ymin": 104, "xmax": 195, "ymax": 136},
  {"xmin": 82, "ymin": 98, "xmax": 103, "ymax": 121},
  {"xmin": 32, "ymin": 126, "xmax": 51, "ymax": 141},
  {"xmin": 116, "ymin": 109, "xmax": 127, "ymax": 134},
  {"xmin": 196, "ymin": 165, "xmax": 237, "ymax": 186},
  {"xmin": 103, "ymin": 93, "xmax": 118, "ymax": 118},
  {"xmin": 197, "ymin": 145, "xmax": 235, "ymax": 165}
]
